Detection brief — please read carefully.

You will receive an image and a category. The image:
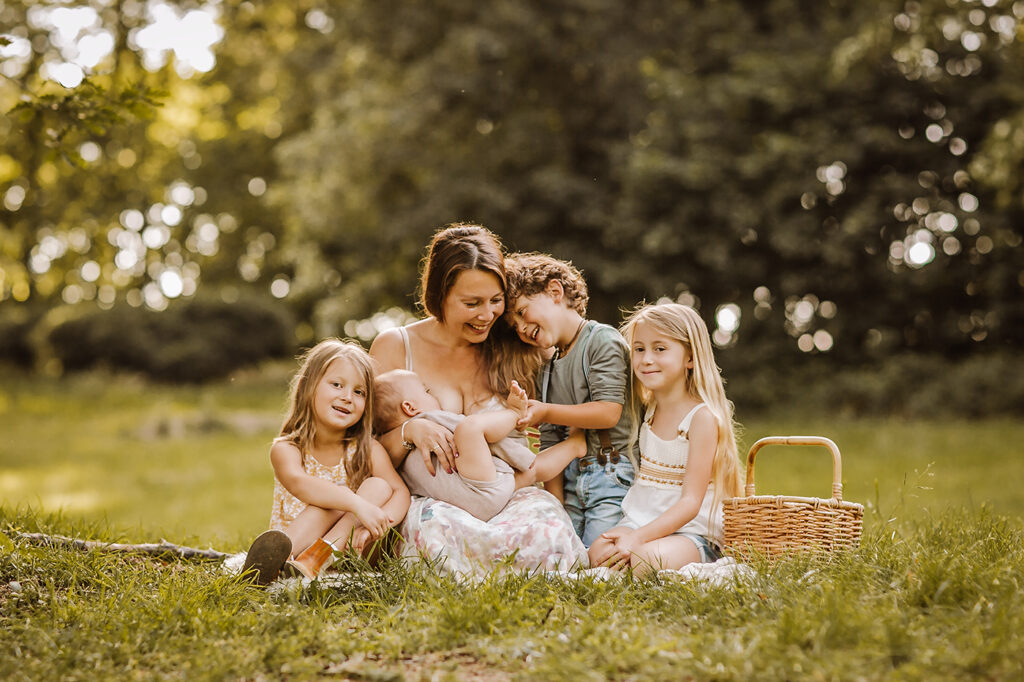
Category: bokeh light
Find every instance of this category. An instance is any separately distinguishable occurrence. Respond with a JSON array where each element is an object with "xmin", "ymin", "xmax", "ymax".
[{"xmin": 132, "ymin": 3, "xmax": 223, "ymax": 76}]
